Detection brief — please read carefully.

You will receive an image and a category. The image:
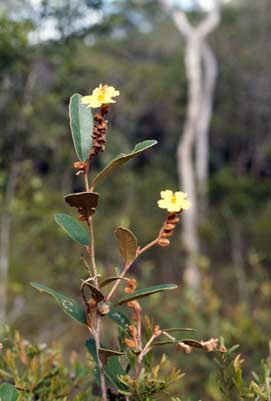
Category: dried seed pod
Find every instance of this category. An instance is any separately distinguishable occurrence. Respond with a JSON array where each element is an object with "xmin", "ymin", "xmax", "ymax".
[
  {"xmin": 158, "ymin": 238, "xmax": 170, "ymax": 247},
  {"xmin": 164, "ymin": 223, "xmax": 176, "ymax": 230},
  {"xmin": 167, "ymin": 215, "xmax": 180, "ymax": 224},
  {"xmin": 161, "ymin": 230, "xmax": 174, "ymax": 237}
]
